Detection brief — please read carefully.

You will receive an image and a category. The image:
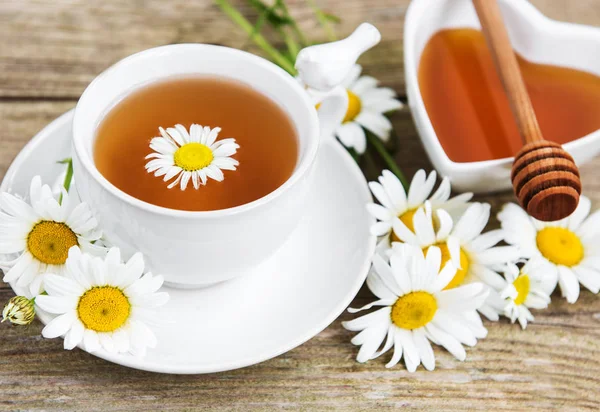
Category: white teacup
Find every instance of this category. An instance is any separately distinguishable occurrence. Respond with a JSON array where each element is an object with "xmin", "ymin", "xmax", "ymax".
[{"xmin": 72, "ymin": 44, "xmax": 344, "ymax": 288}]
